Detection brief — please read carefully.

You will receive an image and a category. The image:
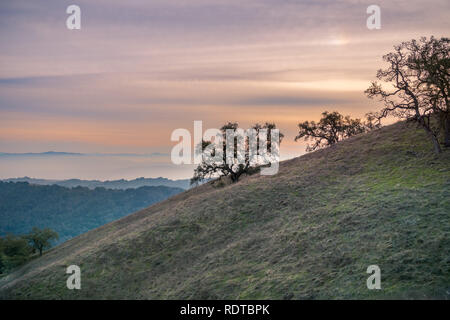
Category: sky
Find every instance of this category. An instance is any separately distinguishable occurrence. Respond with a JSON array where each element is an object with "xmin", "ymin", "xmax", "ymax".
[{"xmin": 0, "ymin": 0, "xmax": 449, "ymax": 179}]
